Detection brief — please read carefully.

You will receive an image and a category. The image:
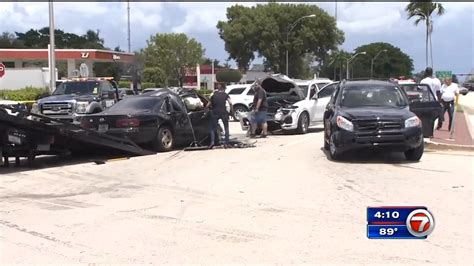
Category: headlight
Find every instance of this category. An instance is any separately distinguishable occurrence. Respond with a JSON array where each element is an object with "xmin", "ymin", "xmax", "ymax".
[
  {"xmin": 336, "ymin": 115, "xmax": 354, "ymax": 132},
  {"xmin": 405, "ymin": 116, "xmax": 421, "ymax": 128},
  {"xmin": 76, "ymin": 102, "xmax": 89, "ymax": 114}
]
